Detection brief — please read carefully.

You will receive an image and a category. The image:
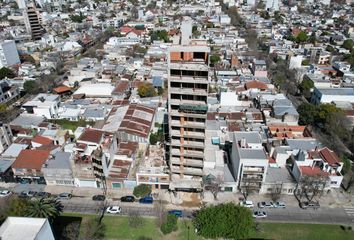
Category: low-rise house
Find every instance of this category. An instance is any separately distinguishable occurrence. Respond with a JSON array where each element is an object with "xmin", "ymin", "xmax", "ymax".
[
  {"xmin": 118, "ymin": 104, "xmax": 155, "ymax": 144},
  {"xmin": 291, "ymin": 147, "xmax": 343, "ymax": 188},
  {"xmin": 42, "ymin": 152, "xmax": 74, "ymax": 186},
  {"xmin": 12, "ymin": 149, "xmax": 50, "ymax": 184},
  {"xmin": 22, "ymin": 94, "xmax": 60, "ymax": 119},
  {"xmin": 311, "ymin": 88, "xmax": 354, "ymax": 105},
  {"xmin": 230, "ymin": 132, "xmax": 268, "ymax": 193}
]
